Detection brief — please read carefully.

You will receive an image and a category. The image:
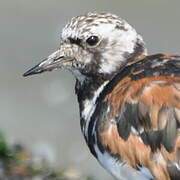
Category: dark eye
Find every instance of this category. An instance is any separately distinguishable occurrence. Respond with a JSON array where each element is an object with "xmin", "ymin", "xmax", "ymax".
[{"xmin": 86, "ymin": 36, "xmax": 99, "ymax": 46}]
